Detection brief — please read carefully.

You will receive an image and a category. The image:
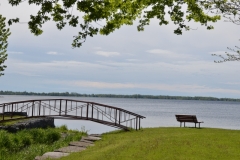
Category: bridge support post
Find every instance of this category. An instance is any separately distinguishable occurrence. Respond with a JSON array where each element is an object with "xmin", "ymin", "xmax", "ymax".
[
  {"xmin": 139, "ymin": 117, "xmax": 141, "ymax": 130},
  {"xmin": 136, "ymin": 117, "xmax": 138, "ymax": 130}
]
